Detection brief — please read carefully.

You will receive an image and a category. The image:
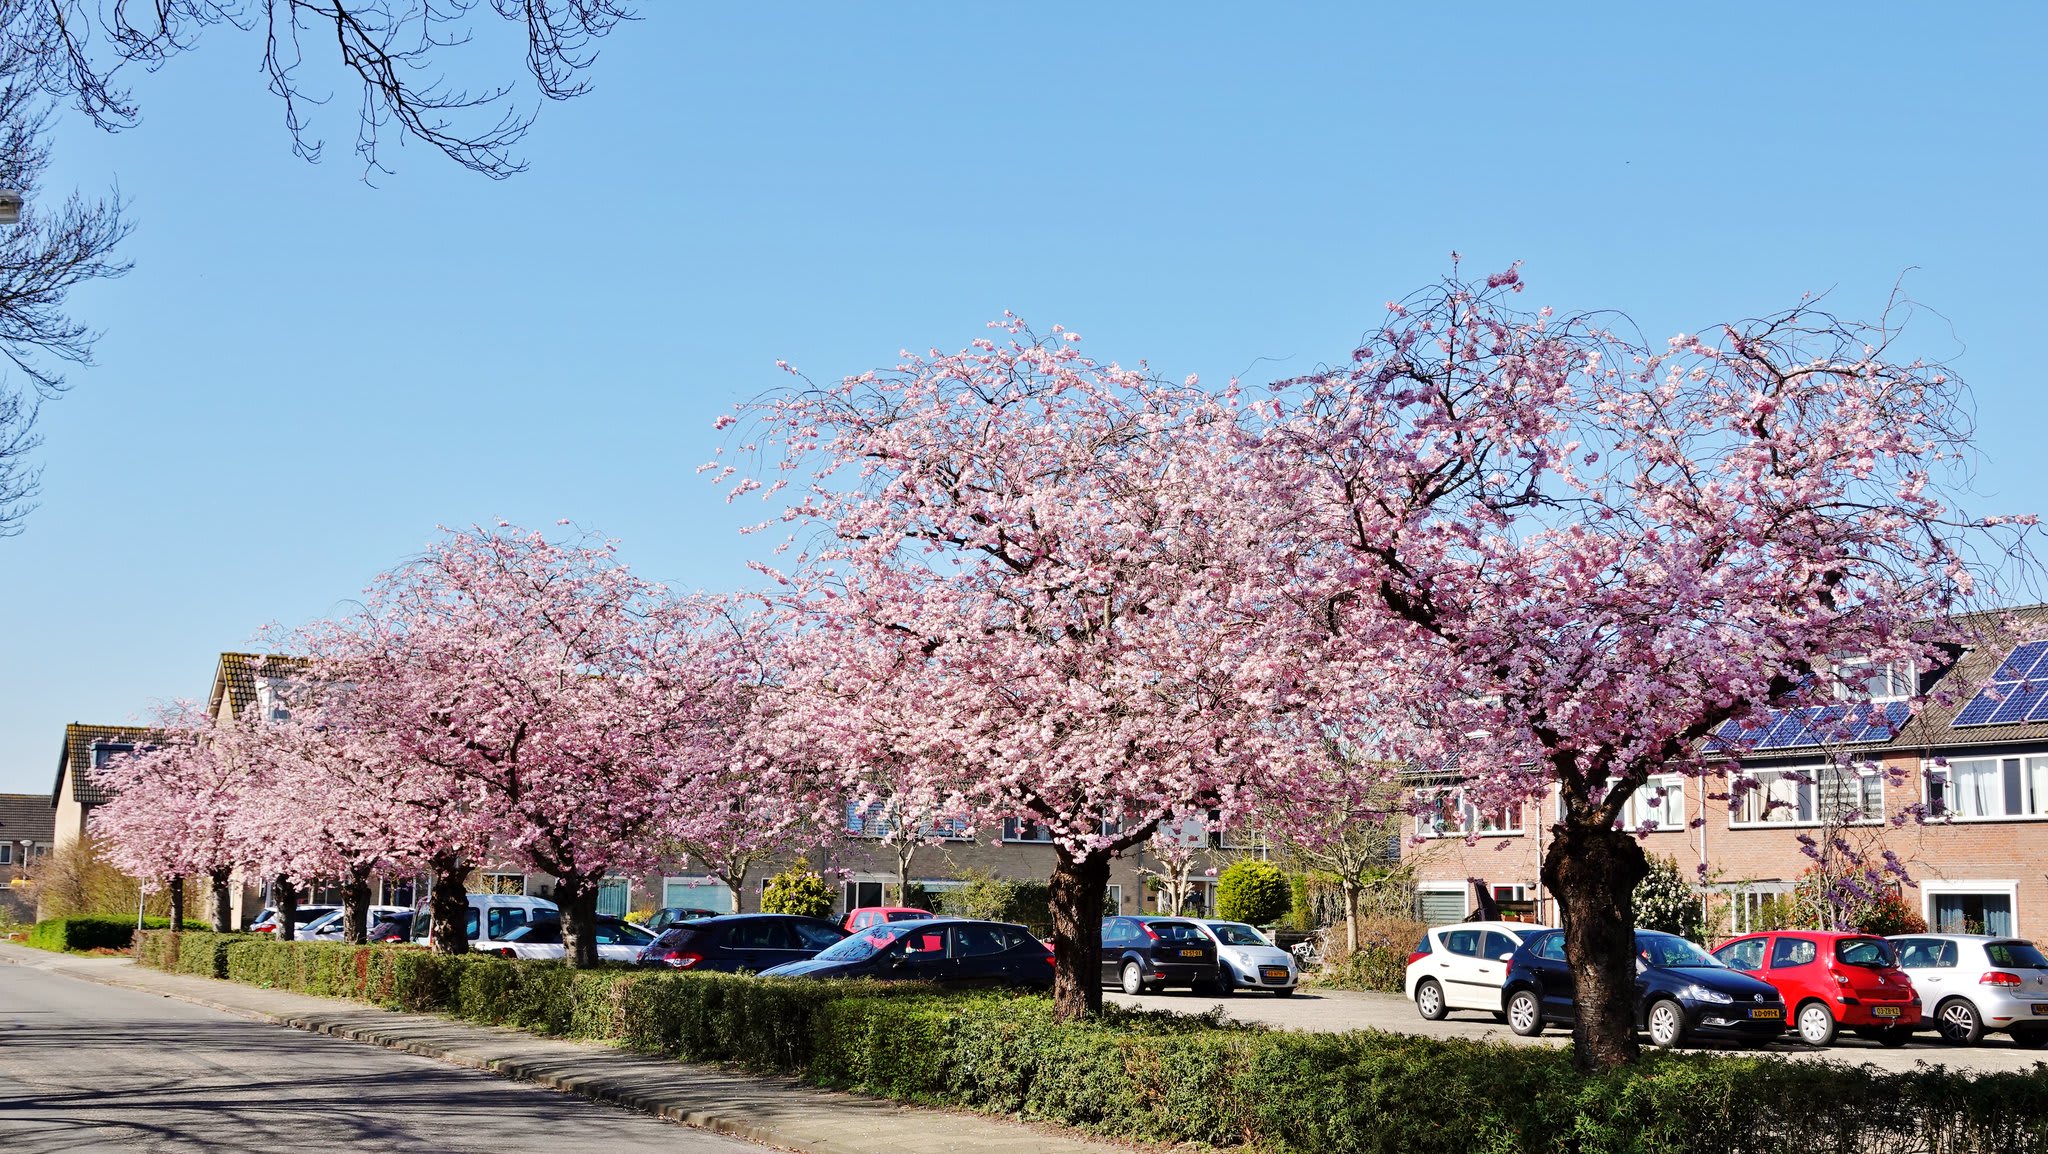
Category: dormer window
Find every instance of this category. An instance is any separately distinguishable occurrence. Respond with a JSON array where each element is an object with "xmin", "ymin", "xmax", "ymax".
[{"xmin": 1834, "ymin": 655, "xmax": 1914, "ymax": 703}]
